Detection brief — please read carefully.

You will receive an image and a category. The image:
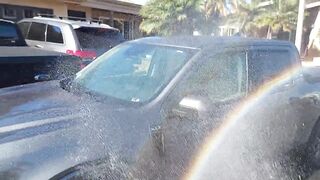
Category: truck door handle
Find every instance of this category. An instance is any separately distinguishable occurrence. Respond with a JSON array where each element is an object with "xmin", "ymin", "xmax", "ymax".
[{"xmin": 35, "ymin": 45, "xmax": 43, "ymax": 48}]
